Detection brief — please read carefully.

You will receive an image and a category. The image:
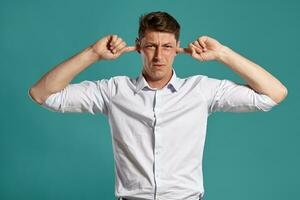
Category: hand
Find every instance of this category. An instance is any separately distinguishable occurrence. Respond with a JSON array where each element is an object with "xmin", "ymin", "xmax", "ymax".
[
  {"xmin": 176, "ymin": 36, "xmax": 224, "ymax": 61},
  {"xmin": 92, "ymin": 35, "xmax": 137, "ymax": 60}
]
